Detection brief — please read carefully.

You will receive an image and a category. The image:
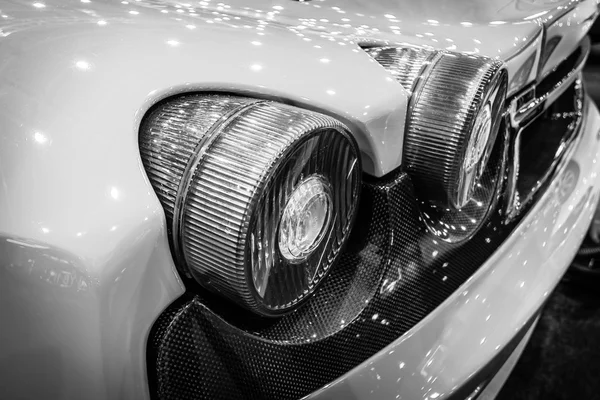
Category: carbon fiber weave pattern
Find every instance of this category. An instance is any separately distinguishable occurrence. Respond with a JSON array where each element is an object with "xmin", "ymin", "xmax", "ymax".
[
  {"xmin": 148, "ymin": 173, "xmax": 519, "ymax": 400},
  {"xmin": 146, "ymin": 63, "xmax": 584, "ymax": 400}
]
